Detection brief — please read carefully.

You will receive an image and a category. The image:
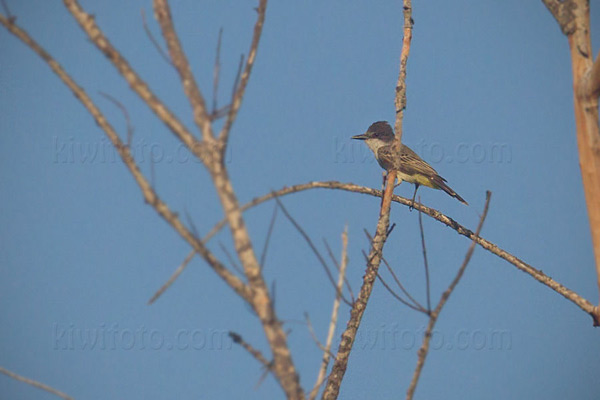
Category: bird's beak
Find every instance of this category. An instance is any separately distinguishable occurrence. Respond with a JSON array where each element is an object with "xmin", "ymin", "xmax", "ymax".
[{"xmin": 351, "ymin": 133, "xmax": 369, "ymax": 140}]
